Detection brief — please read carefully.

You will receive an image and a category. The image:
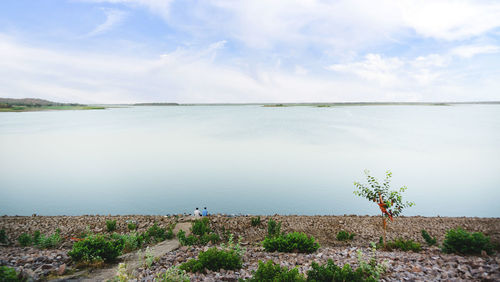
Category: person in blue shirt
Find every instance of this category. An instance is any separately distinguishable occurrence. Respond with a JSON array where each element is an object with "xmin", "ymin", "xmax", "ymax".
[{"xmin": 202, "ymin": 207, "xmax": 208, "ymax": 216}]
